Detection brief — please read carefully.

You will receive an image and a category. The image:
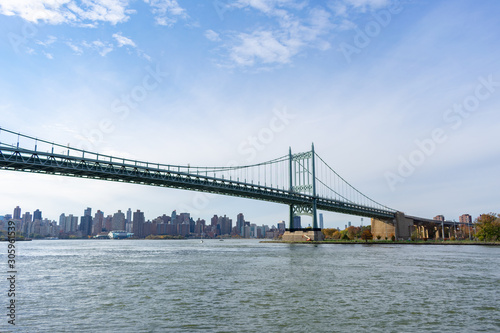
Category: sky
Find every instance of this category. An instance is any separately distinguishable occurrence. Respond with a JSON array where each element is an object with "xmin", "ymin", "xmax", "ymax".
[{"xmin": 0, "ymin": 0, "xmax": 499, "ymax": 229}]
